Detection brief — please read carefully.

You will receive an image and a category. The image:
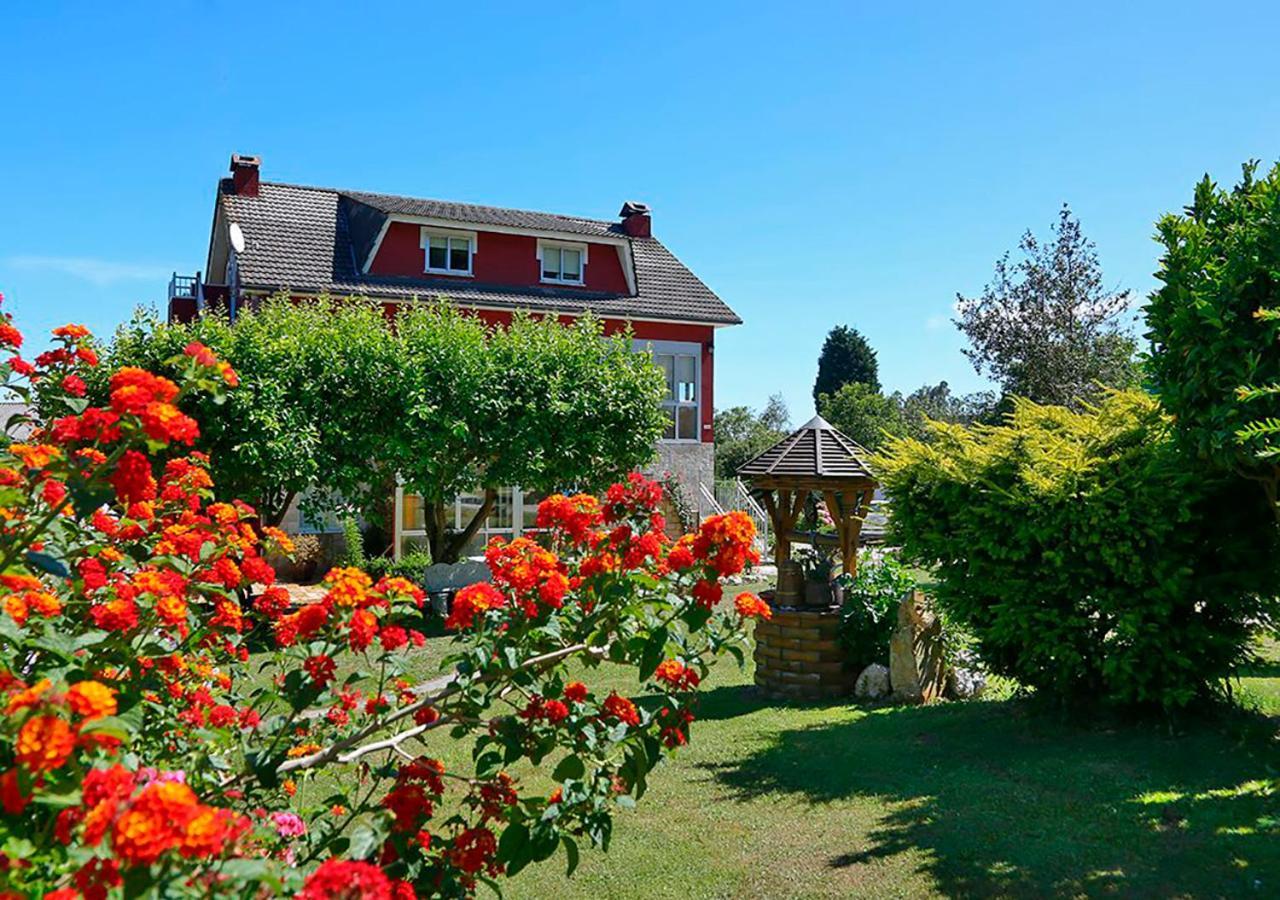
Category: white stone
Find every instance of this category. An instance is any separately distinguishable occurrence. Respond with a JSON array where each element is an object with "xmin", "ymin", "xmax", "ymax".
[
  {"xmin": 947, "ymin": 667, "xmax": 987, "ymax": 700},
  {"xmin": 854, "ymin": 663, "xmax": 891, "ymax": 699}
]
